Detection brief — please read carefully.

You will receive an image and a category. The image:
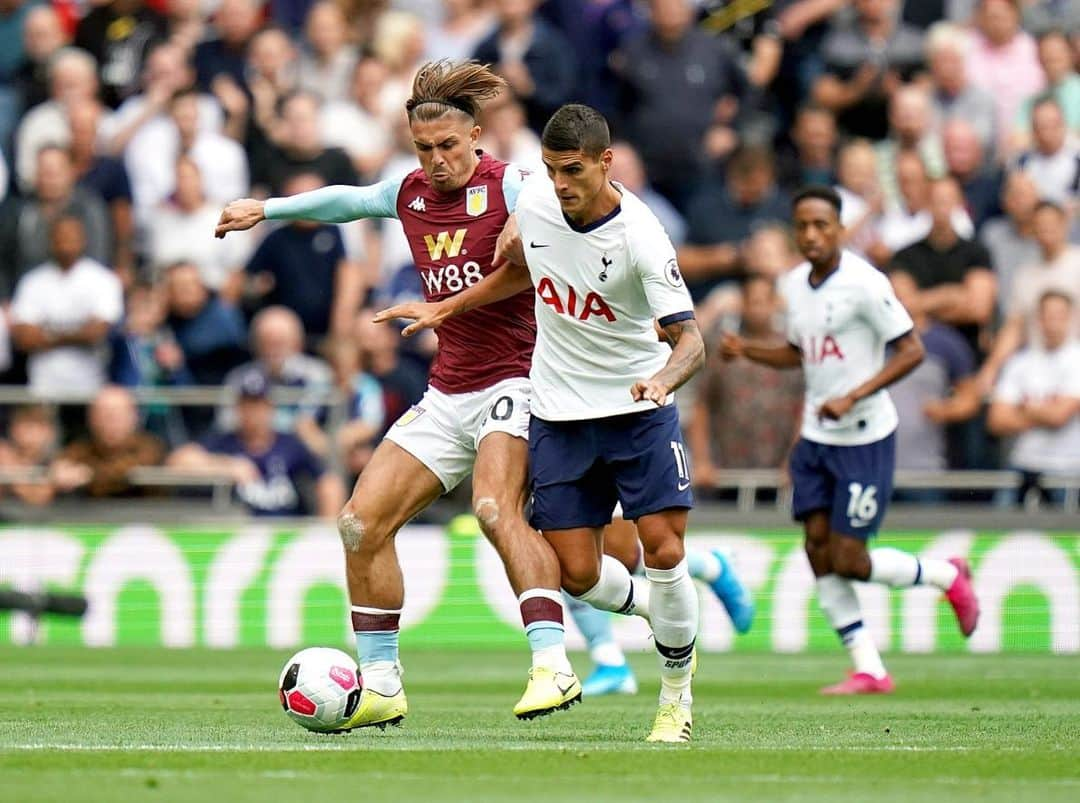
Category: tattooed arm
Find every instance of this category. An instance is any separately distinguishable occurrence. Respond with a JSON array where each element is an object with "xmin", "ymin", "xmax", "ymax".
[{"xmin": 631, "ymin": 317, "xmax": 706, "ymax": 405}]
